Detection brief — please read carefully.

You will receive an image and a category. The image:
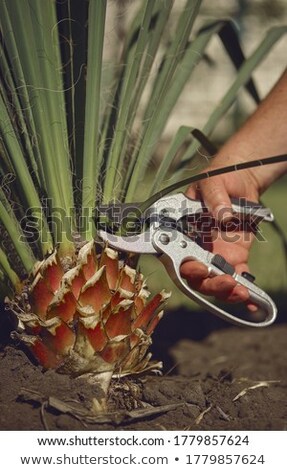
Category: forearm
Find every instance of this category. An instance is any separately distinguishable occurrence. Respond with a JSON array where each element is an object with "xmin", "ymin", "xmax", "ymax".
[
  {"xmin": 183, "ymin": 72, "xmax": 287, "ymax": 304},
  {"xmin": 213, "ymin": 68, "xmax": 287, "ymax": 193}
]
